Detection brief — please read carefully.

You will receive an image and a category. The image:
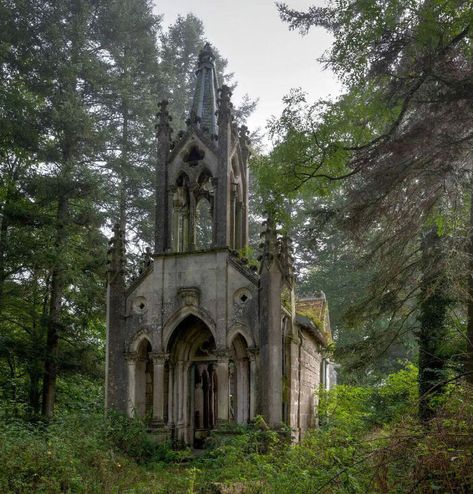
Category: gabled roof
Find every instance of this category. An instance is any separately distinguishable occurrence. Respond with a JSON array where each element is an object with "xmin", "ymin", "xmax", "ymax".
[
  {"xmin": 295, "ymin": 293, "xmax": 332, "ymax": 347},
  {"xmin": 169, "ymin": 126, "xmax": 218, "ymax": 164}
]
